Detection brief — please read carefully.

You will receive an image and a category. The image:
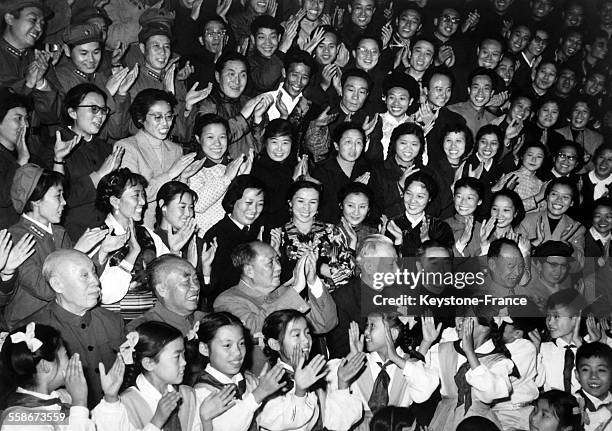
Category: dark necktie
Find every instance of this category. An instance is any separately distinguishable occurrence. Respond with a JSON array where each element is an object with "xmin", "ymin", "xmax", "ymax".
[
  {"xmin": 563, "ymin": 345, "xmax": 576, "ymax": 393},
  {"xmin": 241, "ymin": 226, "xmax": 250, "ymax": 234},
  {"xmin": 368, "ymin": 361, "xmax": 392, "ymax": 413},
  {"xmin": 196, "ymin": 371, "xmax": 247, "ymax": 399}
]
